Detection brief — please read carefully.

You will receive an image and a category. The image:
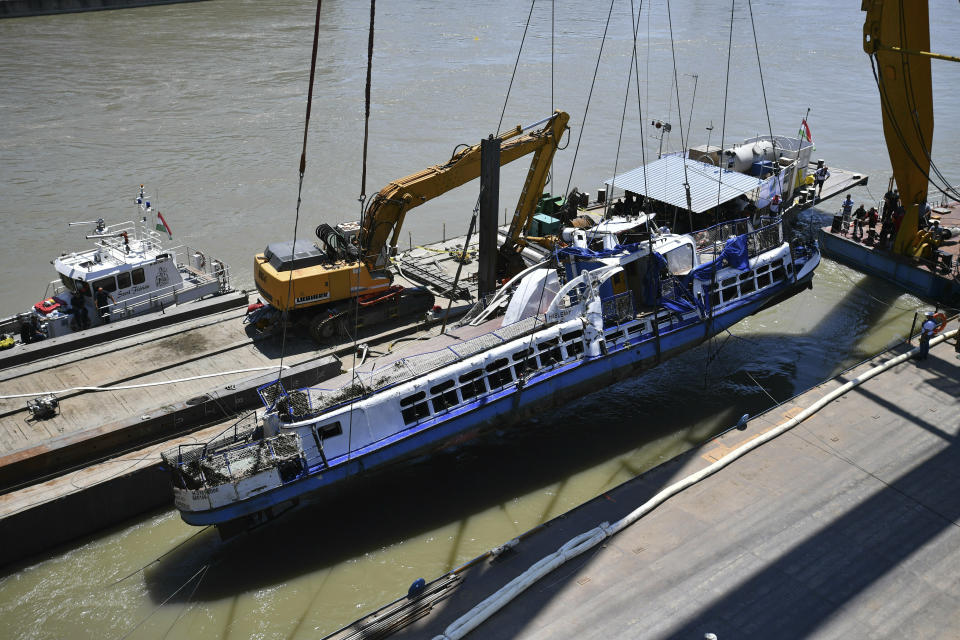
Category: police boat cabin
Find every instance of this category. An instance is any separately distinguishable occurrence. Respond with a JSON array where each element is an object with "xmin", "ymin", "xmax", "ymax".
[{"xmin": 1, "ymin": 187, "xmax": 231, "ymax": 344}]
